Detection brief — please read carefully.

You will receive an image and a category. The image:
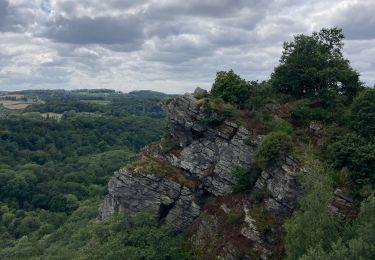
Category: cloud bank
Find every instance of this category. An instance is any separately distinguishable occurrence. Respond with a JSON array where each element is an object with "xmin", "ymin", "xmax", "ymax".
[{"xmin": 0, "ymin": 0, "xmax": 374, "ymax": 93}]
